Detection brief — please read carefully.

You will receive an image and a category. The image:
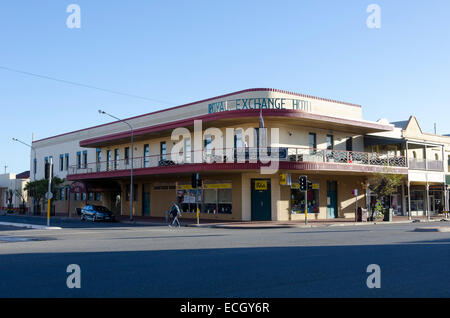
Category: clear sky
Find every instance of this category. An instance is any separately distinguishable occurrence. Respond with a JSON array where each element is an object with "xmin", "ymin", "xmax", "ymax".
[{"xmin": 1, "ymin": 0, "xmax": 449, "ymax": 174}]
